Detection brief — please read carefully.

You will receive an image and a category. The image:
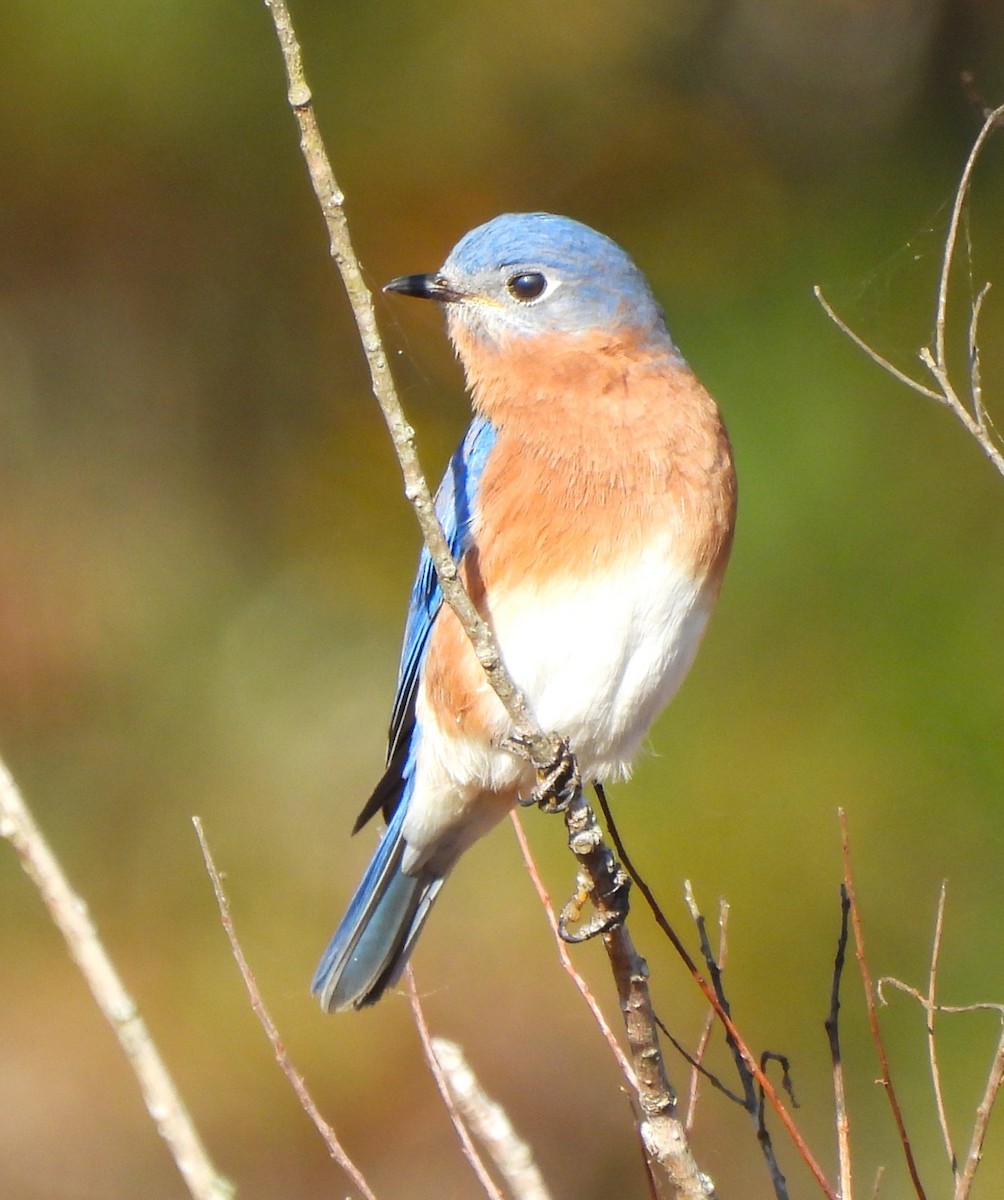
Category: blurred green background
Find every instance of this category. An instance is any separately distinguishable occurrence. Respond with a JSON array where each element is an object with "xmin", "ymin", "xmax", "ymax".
[{"xmin": 1, "ymin": 2, "xmax": 1003, "ymax": 1198}]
